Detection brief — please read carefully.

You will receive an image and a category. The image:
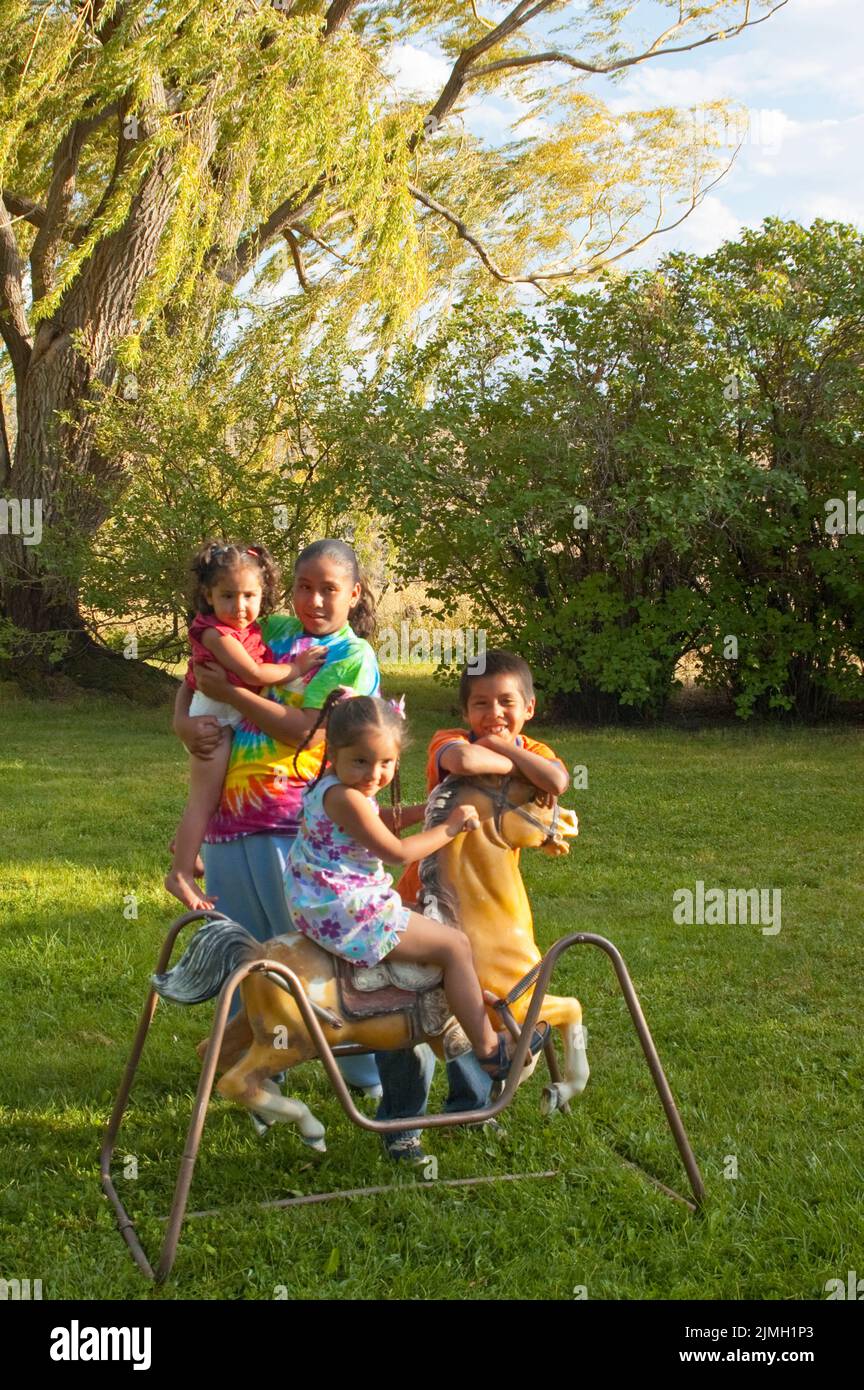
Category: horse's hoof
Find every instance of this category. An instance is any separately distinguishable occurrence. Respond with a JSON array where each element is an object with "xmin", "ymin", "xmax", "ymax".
[
  {"xmin": 250, "ymin": 1111, "xmax": 274, "ymax": 1137},
  {"xmin": 302, "ymin": 1135, "xmax": 327, "ymax": 1153},
  {"xmin": 541, "ymin": 1085, "xmax": 560, "ymax": 1117}
]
